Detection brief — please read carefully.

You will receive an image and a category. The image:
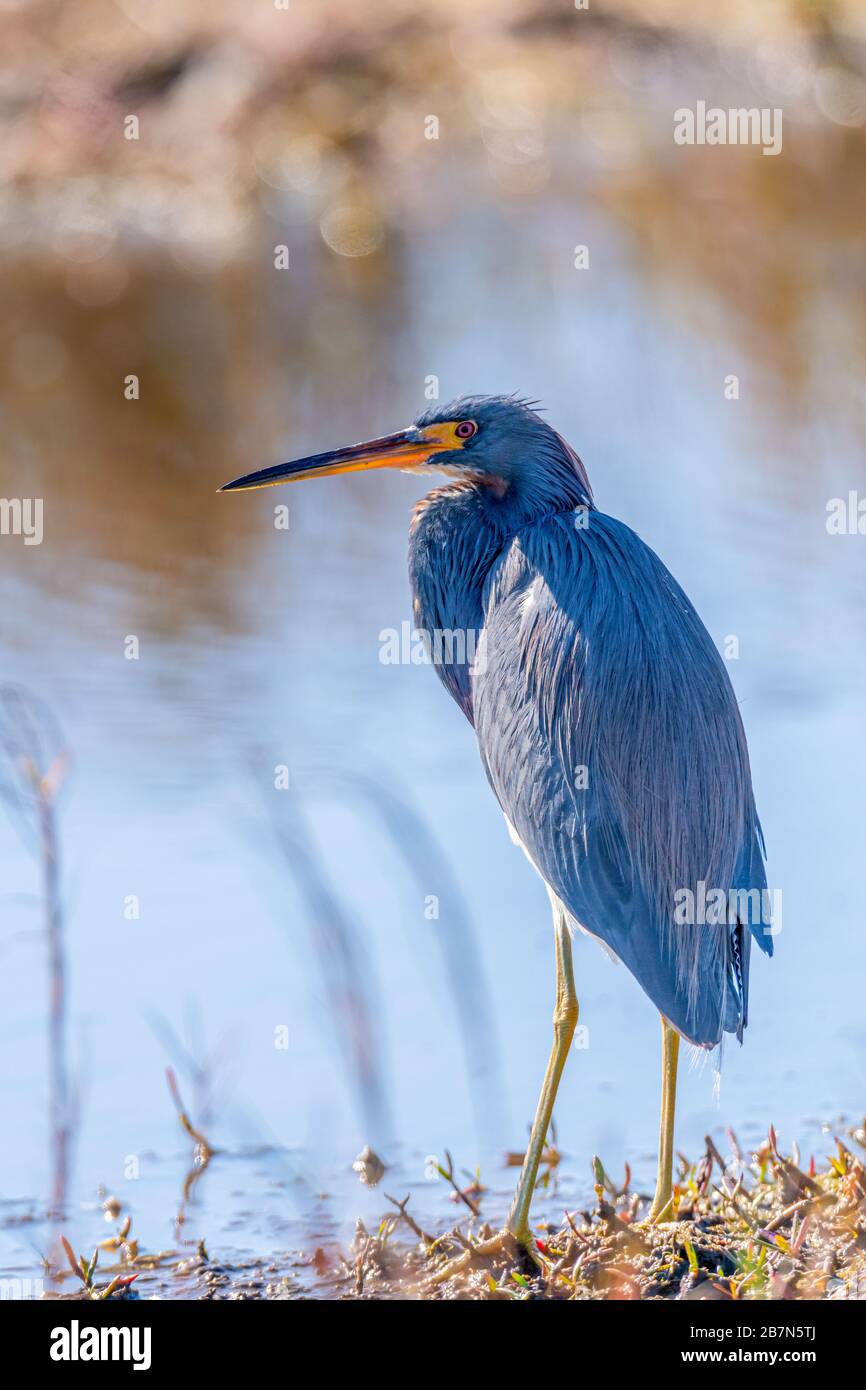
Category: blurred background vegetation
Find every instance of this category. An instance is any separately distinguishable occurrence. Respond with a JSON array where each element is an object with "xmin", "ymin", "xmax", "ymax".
[{"xmin": 2, "ymin": 0, "xmax": 865, "ymax": 620}]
